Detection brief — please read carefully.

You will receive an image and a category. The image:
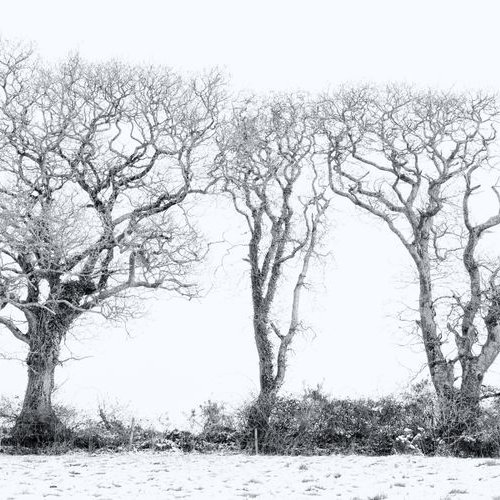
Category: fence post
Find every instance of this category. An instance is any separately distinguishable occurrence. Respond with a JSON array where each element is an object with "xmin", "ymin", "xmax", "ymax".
[{"xmin": 254, "ymin": 428, "xmax": 258, "ymax": 455}]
